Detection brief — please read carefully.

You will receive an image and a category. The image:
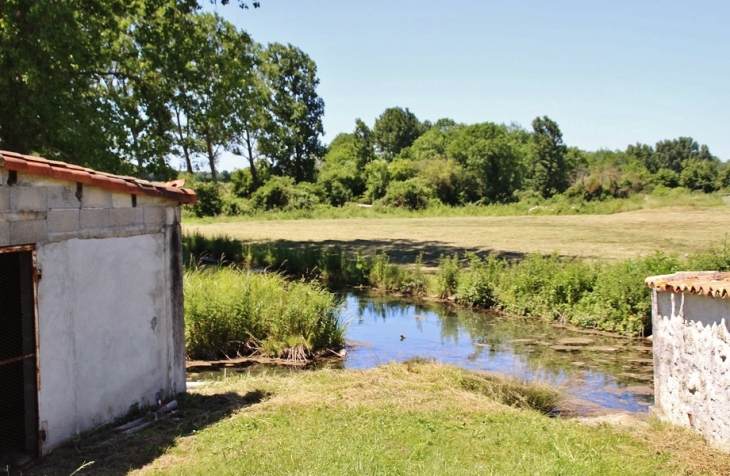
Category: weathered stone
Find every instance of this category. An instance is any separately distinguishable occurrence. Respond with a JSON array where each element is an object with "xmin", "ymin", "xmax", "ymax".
[
  {"xmin": 10, "ymin": 219, "xmax": 47, "ymax": 245},
  {"xmin": 144, "ymin": 206, "xmax": 166, "ymax": 226},
  {"xmin": 0, "ymin": 221, "xmax": 9, "ymax": 246},
  {"xmin": 550, "ymin": 345, "xmax": 582, "ymax": 352},
  {"xmin": 10, "ymin": 186, "xmax": 47, "ymax": 211},
  {"xmin": 652, "ymin": 289, "xmax": 730, "ymax": 452},
  {"xmin": 111, "ymin": 191, "xmax": 134, "ymax": 208},
  {"xmin": 109, "ymin": 207, "xmax": 143, "ymax": 228},
  {"xmin": 0, "ymin": 186, "xmax": 9, "ymax": 211},
  {"xmin": 47, "ymin": 185, "xmax": 79, "ymax": 209},
  {"xmin": 557, "ymin": 337, "xmax": 594, "ymax": 345},
  {"xmin": 80, "ymin": 208, "xmax": 109, "ymax": 230},
  {"xmin": 47, "ymin": 209, "xmax": 80, "ymax": 234},
  {"xmin": 81, "ymin": 186, "xmax": 111, "ymax": 209}
]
